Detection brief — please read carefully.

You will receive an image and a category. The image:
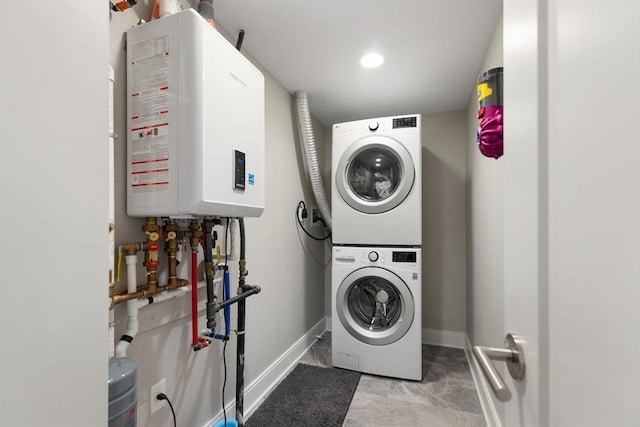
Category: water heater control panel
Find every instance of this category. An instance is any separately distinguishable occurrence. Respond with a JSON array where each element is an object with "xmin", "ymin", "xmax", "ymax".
[{"xmin": 234, "ymin": 150, "xmax": 246, "ymax": 191}]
